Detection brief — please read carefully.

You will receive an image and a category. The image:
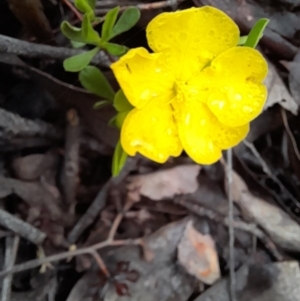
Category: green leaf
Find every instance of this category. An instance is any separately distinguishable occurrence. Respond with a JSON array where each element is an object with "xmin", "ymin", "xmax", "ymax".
[
  {"xmin": 61, "ymin": 21, "xmax": 86, "ymax": 43},
  {"xmin": 108, "ymin": 115, "xmax": 117, "ymax": 127},
  {"xmin": 93, "ymin": 100, "xmax": 111, "ymax": 109},
  {"xmin": 115, "ymin": 111, "xmax": 129, "ymax": 128},
  {"xmin": 114, "ymin": 89, "xmax": 133, "ymax": 112},
  {"xmin": 238, "ymin": 36, "xmax": 248, "ymax": 46},
  {"xmin": 71, "ymin": 41, "xmax": 86, "ymax": 48},
  {"xmin": 105, "ymin": 42, "xmax": 128, "ymax": 56},
  {"xmin": 87, "ymin": 0, "xmax": 96, "ymax": 10},
  {"xmin": 79, "ymin": 66, "xmax": 115, "ymax": 100},
  {"xmin": 112, "ymin": 140, "xmax": 128, "ymax": 177},
  {"xmin": 75, "ymin": 0, "xmax": 93, "ymax": 14},
  {"xmin": 82, "ymin": 14, "xmax": 101, "ymax": 44},
  {"xmin": 63, "ymin": 47, "xmax": 99, "ymax": 72},
  {"xmin": 101, "ymin": 7, "xmax": 120, "ymax": 41},
  {"xmin": 110, "ymin": 7, "xmax": 141, "ymax": 39},
  {"xmin": 244, "ymin": 18, "xmax": 269, "ymax": 48}
]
